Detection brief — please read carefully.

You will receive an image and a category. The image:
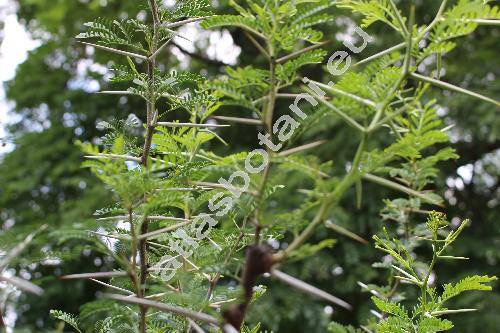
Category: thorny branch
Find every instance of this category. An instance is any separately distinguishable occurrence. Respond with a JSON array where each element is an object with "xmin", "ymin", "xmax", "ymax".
[{"xmin": 137, "ymin": 1, "xmax": 162, "ymax": 332}]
